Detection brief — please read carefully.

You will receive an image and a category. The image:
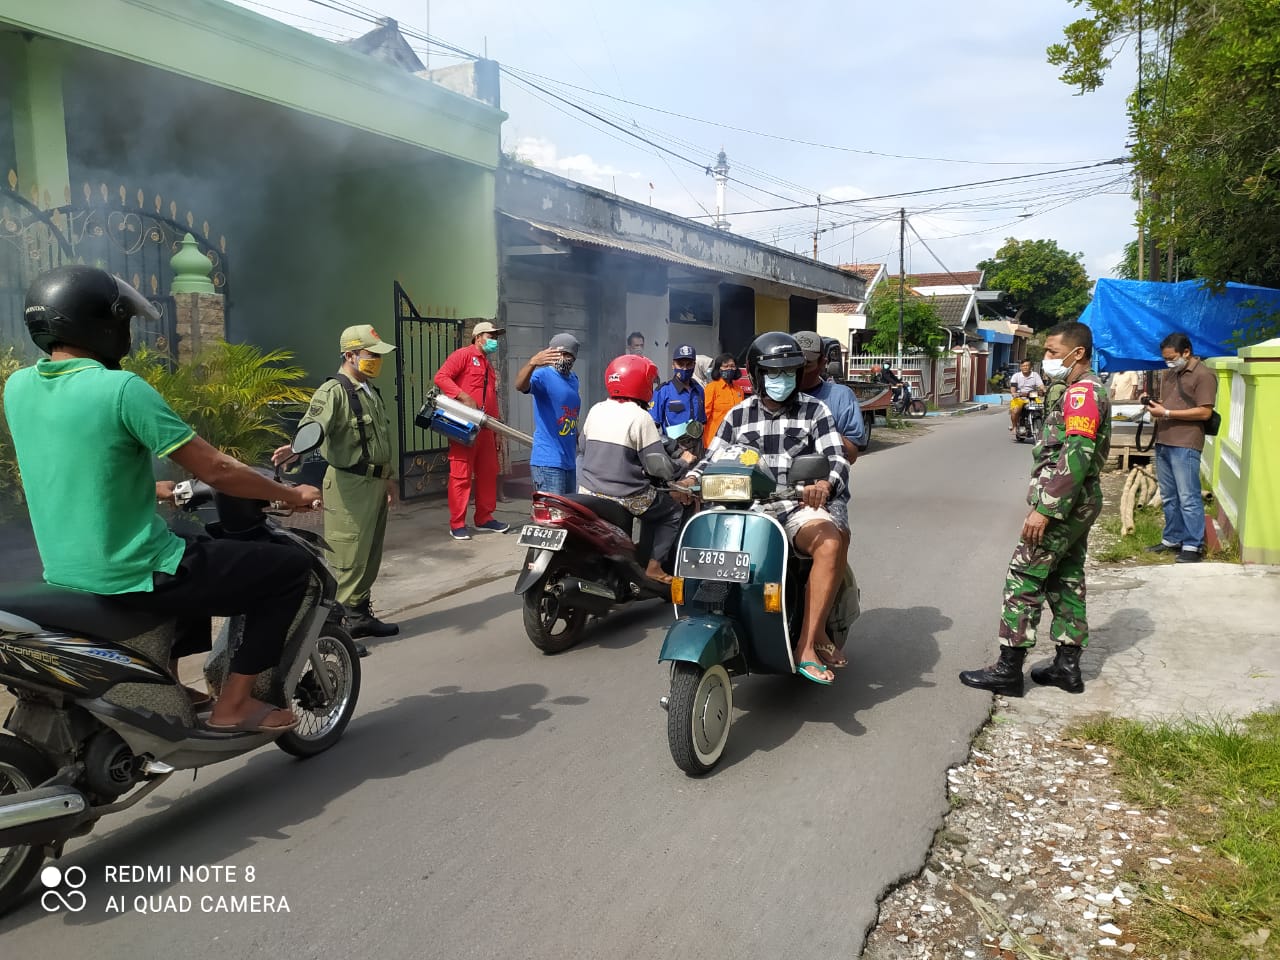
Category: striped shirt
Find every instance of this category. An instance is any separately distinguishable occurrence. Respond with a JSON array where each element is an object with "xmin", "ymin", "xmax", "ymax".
[
  {"xmin": 578, "ymin": 398, "xmax": 669, "ymax": 515},
  {"xmin": 693, "ymin": 393, "xmax": 850, "ymax": 529}
]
